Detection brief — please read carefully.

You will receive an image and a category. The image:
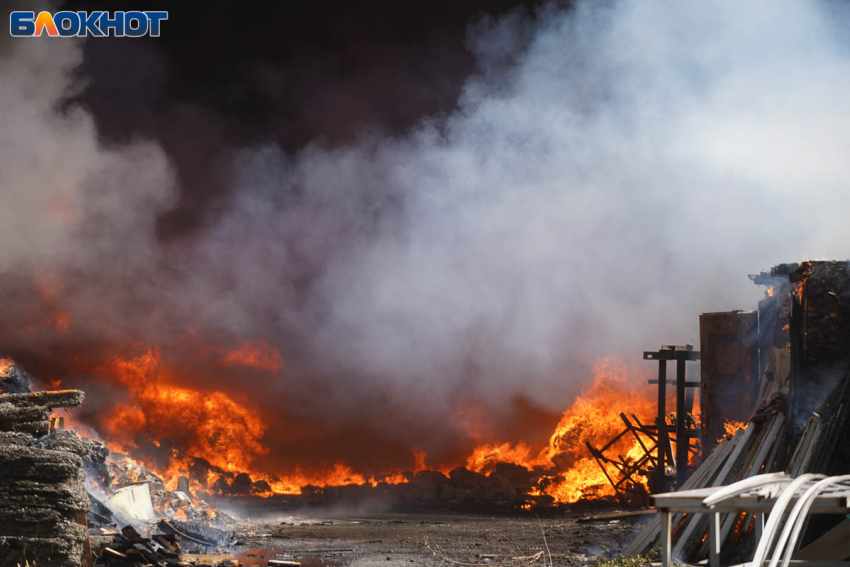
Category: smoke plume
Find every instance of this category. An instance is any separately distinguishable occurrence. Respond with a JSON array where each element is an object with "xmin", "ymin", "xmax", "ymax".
[{"xmin": 2, "ymin": 0, "xmax": 850, "ymax": 475}]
